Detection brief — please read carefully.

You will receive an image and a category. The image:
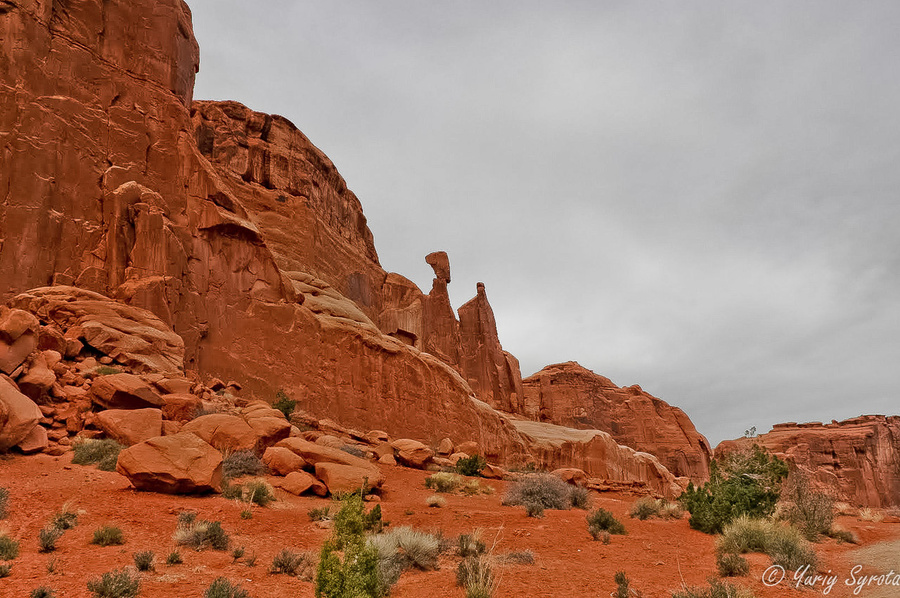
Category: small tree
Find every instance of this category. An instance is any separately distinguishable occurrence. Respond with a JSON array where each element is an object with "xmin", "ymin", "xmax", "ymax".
[{"xmin": 315, "ymin": 492, "xmax": 382, "ymax": 598}]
